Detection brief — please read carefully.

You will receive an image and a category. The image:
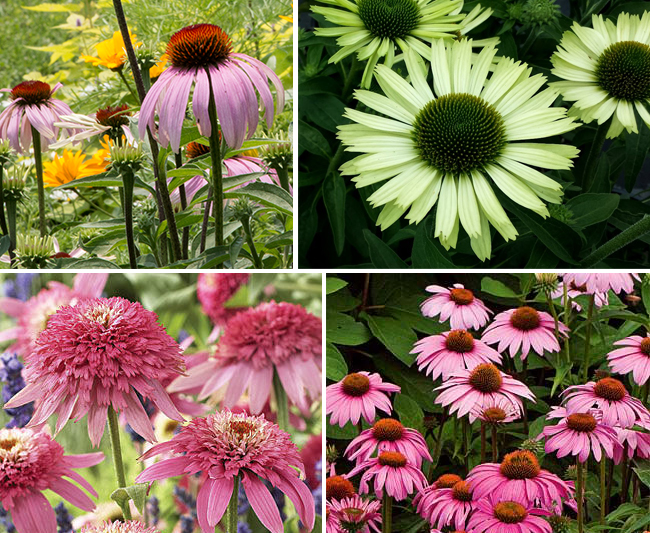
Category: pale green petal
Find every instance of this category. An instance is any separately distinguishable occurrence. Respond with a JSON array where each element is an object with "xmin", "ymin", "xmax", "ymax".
[
  {"xmin": 338, "ymin": 134, "xmax": 415, "ymax": 153},
  {"xmin": 395, "ymin": 169, "xmax": 435, "ymax": 208},
  {"xmin": 617, "ymin": 12, "xmax": 632, "ymax": 41},
  {"xmin": 526, "ymin": 181, "xmax": 564, "ymax": 204},
  {"xmin": 354, "ymin": 89, "xmax": 415, "ymax": 123},
  {"xmin": 616, "ymin": 100, "xmax": 638, "ymax": 134},
  {"xmin": 484, "ymin": 164, "xmax": 548, "ymax": 216},
  {"xmin": 590, "ymin": 96, "xmax": 618, "ymax": 124},
  {"xmin": 349, "ymin": 162, "xmax": 415, "ymax": 186},
  {"xmin": 607, "ymin": 111, "xmax": 626, "ymax": 138},
  {"xmin": 551, "ymin": 56, "xmax": 597, "ymax": 83},
  {"xmin": 505, "ymin": 87, "xmax": 559, "ymax": 122},
  {"xmin": 461, "ymin": 4, "xmax": 493, "ymax": 34},
  {"xmin": 357, "ymin": 37, "xmax": 383, "ymax": 60},
  {"xmin": 342, "ymin": 150, "xmax": 420, "ymax": 173},
  {"xmin": 403, "ymin": 47, "xmax": 434, "ymax": 101},
  {"xmin": 360, "ymin": 51, "xmax": 381, "ymax": 89},
  {"xmin": 406, "ymin": 168, "xmax": 443, "ymax": 224},
  {"xmin": 403, "ymin": 35, "xmax": 437, "ymax": 59},
  {"xmin": 438, "ymin": 214, "xmax": 459, "ymax": 250},
  {"xmin": 318, "ymin": 0, "xmax": 358, "ymax": 12},
  {"xmin": 338, "ymin": 30, "xmax": 374, "ymax": 46},
  {"xmin": 501, "ymin": 143, "xmax": 578, "ymax": 169},
  {"xmin": 572, "ymin": 23, "xmax": 608, "ymax": 56},
  {"xmin": 375, "ymin": 64, "xmax": 430, "ymax": 112},
  {"xmin": 315, "ymin": 26, "xmax": 362, "ymax": 37},
  {"xmin": 471, "ymin": 170, "xmax": 518, "ymax": 241},
  {"xmin": 343, "ymin": 108, "xmax": 414, "ymax": 133},
  {"xmin": 497, "ymin": 157, "xmax": 564, "ymax": 191},
  {"xmin": 635, "ymin": 101, "xmax": 650, "ymax": 127},
  {"xmin": 311, "ymin": 6, "xmax": 364, "ymax": 26},
  {"xmin": 495, "ymin": 74, "xmax": 546, "ymax": 117},
  {"xmin": 377, "ymin": 201, "xmax": 407, "ymax": 230},
  {"xmin": 506, "ymin": 115, "xmax": 579, "ymax": 140},
  {"xmin": 329, "ymin": 38, "xmax": 373, "ymax": 63},
  {"xmin": 434, "ymin": 174, "xmax": 458, "ymax": 240},
  {"xmin": 451, "ymin": 39, "xmax": 473, "ymax": 94},
  {"xmin": 468, "ymin": 45, "xmax": 498, "ymax": 96},
  {"xmin": 368, "ymin": 169, "xmax": 426, "ymax": 206},
  {"xmin": 457, "ymin": 173, "xmax": 481, "ymax": 238},
  {"xmin": 470, "ymin": 210, "xmax": 492, "ymax": 261},
  {"xmin": 481, "ymin": 58, "xmax": 527, "ymax": 107},
  {"xmin": 553, "ymin": 37, "xmax": 597, "ymax": 71},
  {"xmin": 431, "ymin": 39, "xmax": 452, "ymax": 96},
  {"xmin": 635, "ymin": 11, "xmax": 650, "ymax": 43}
]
